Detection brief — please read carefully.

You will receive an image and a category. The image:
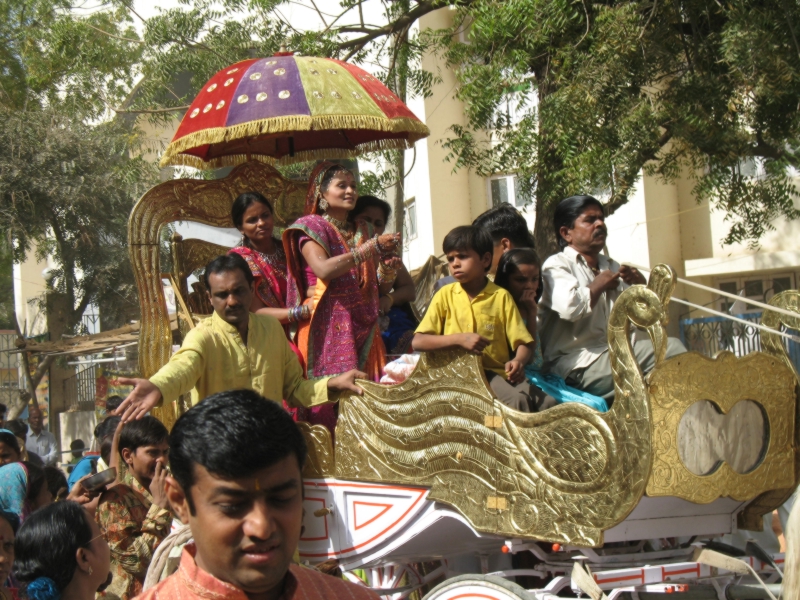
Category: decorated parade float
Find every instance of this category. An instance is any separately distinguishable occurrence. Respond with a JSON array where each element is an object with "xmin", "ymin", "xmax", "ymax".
[{"xmin": 129, "ymin": 54, "xmax": 800, "ymax": 600}]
